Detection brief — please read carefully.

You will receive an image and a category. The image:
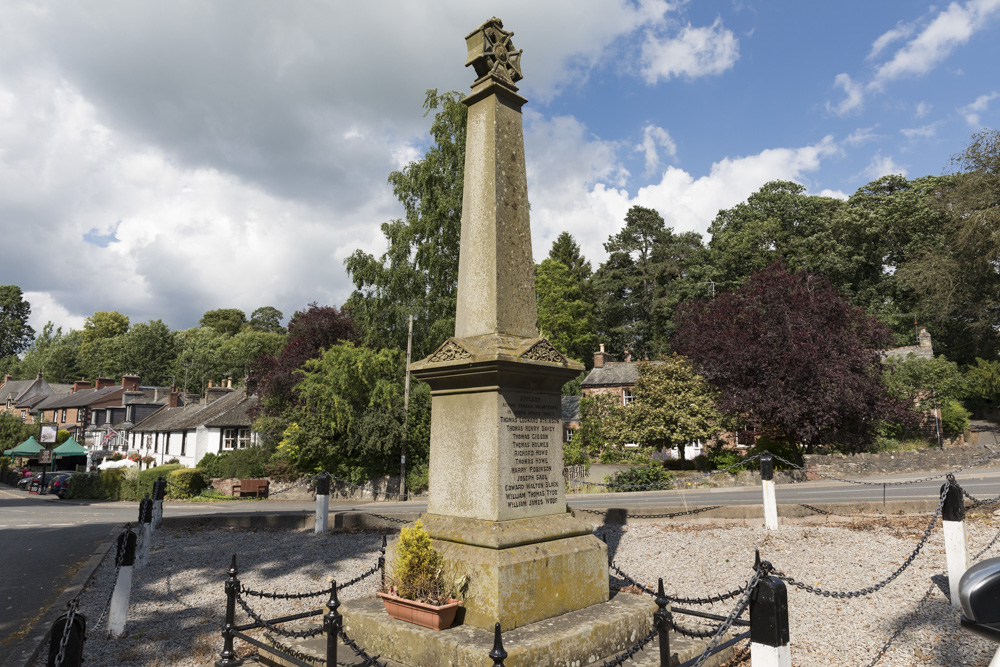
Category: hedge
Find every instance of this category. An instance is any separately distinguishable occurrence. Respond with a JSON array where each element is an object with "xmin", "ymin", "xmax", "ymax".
[{"xmin": 167, "ymin": 468, "xmax": 208, "ymax": 498}]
